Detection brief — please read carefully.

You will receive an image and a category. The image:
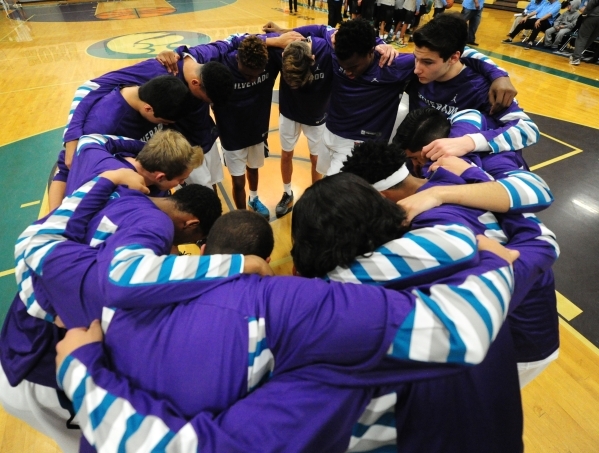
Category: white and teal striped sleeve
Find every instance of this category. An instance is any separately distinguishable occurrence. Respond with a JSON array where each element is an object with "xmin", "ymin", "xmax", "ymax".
[
  {"xmin": 327, "ymin": 224, "xmax": 477, "ymax": 285},
  {"xmin": 516, "ymin": 212, "xmax": 560, "ymax": 259},
  {"xmin": 75, "ymin": 134, "xmax": 133, "ymax": 157},
  {"xmin": 14, "ymin": 177, "xmax": 112, "ymax": 322},
  {"xmin": 104, "ymin": 246, "xmax": 245, "ymax": 309},
  {"xmin": 63, "ymin": 81, "xmax": 103, "ymax": 142},
  {"xmin": 484, "ymin": 107, "xmax": 540, "ymax": 153},
  {"xmin": 496, "ymin": 170, "xmax": 553, "ymax": 213},
  {"xmin": 388, "ymin": 263, "xmax": 514, "ymax": 365}
]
